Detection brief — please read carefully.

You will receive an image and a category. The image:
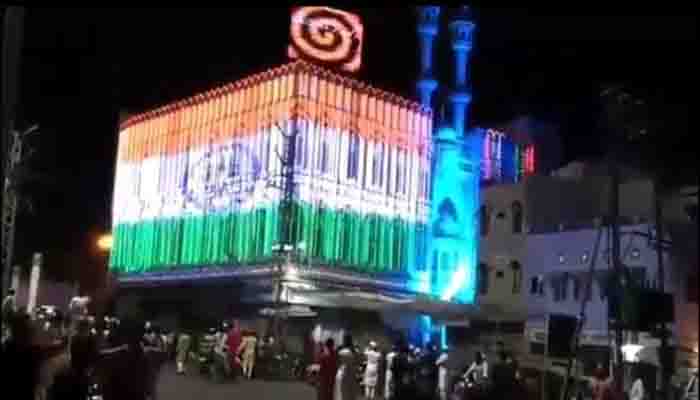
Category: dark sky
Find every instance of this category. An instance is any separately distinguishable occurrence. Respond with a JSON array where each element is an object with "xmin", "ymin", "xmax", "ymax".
[{"xmin": 13, "ymin": 7, "xmax": 695, "ymax": 281}]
